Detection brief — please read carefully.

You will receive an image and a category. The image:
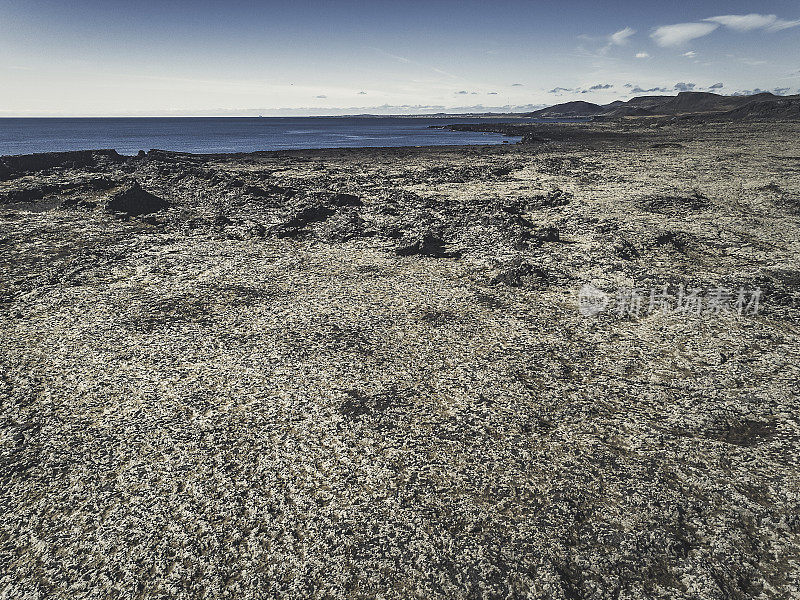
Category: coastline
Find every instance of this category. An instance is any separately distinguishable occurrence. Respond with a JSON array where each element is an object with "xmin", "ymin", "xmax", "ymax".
[{"xmin": 0, "ymin": 116, "xmax": 525, "ymax": 157}]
